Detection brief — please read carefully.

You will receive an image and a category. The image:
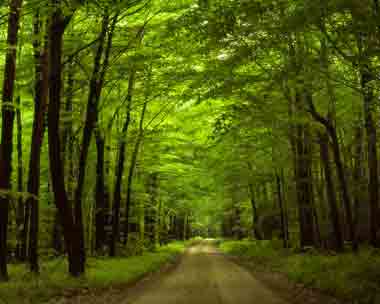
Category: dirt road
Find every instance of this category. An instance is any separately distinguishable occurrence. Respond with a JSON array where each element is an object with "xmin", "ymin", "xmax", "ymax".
[
  {"xmin": 124, "ymin": 242, "xmax": 288, "ymax": 304},
  {"xmin": 57, "ymin": 242, "xmax": 289, "ymax": 304}
]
